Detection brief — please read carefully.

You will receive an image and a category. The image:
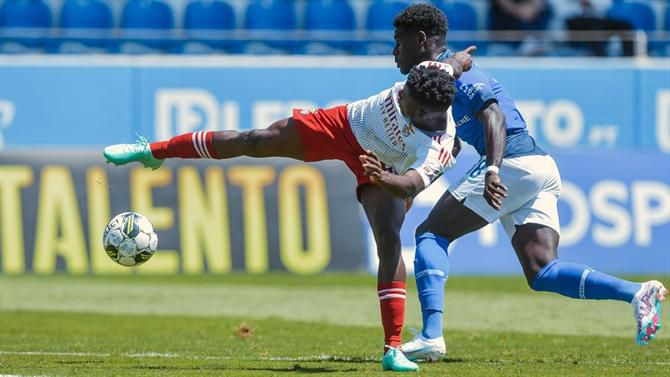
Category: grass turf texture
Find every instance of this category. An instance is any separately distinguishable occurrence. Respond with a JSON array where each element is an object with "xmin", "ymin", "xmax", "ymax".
[{"xmin": 1, "ymin": 274, "xmax": 668, "ymax": 376}]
